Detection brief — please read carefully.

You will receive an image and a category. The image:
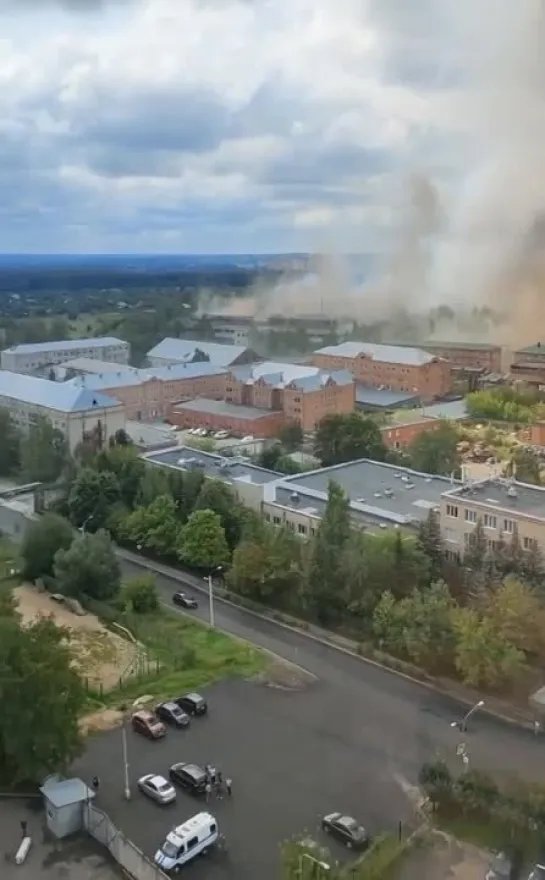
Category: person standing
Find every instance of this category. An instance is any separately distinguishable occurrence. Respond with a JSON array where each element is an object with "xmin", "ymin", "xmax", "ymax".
[
  {"xmin": 225, "ymin": 778, "xmax": 232, "ymax": 797},
  {"xmin": 205, "ymin": 781, "xmax": 212, "ymax": 803}
]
